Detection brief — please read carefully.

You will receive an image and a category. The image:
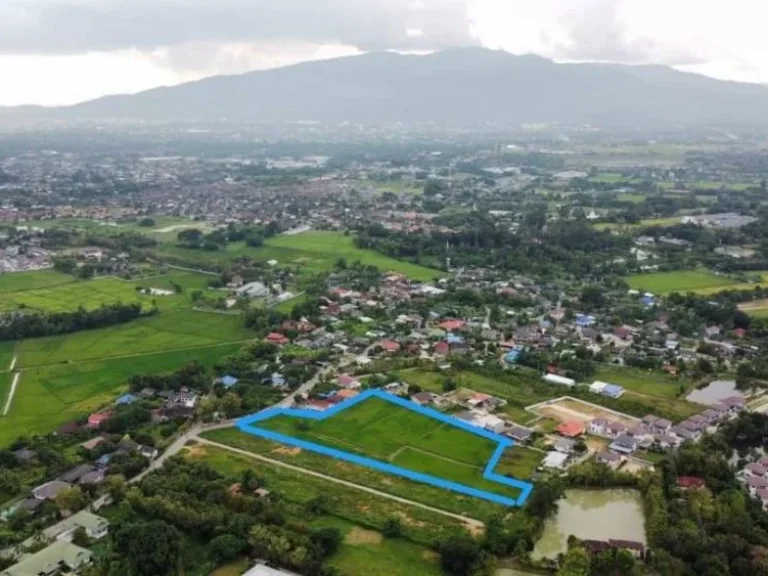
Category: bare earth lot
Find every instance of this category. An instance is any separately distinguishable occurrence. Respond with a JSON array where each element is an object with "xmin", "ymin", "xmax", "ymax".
[{"xmin": 530, "ymin": 397, "xmax": 639, "ymax": 427}]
